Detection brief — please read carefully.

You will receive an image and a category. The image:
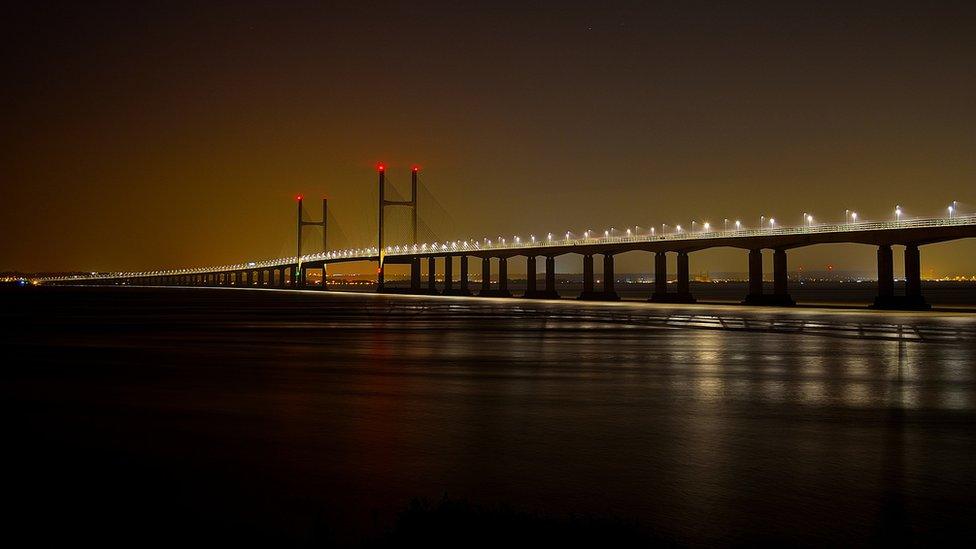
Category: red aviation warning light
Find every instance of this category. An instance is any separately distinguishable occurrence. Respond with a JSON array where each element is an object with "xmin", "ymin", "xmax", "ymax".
[
  {"xmin": 377, "ymin": 162, "xmax": 386, "ymax": 173},
  {"xmin": 412, "ymin": 165, "xmax": 420, "ymax": 173},
  {"xmin": 296, "ymin": 194, "xmax": 303, "ymax": 201}
]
